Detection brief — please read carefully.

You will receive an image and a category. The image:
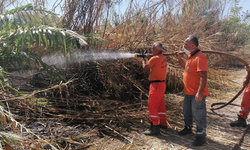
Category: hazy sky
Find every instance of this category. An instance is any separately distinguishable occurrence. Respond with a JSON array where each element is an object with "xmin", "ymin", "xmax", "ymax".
[
  {"xmin": 47, "ymin": 0, "xmax": 250, "ymax": 15},
  {"xmin": 239, "ymin": 0, "xmax": 250, "ymax": 12}
]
